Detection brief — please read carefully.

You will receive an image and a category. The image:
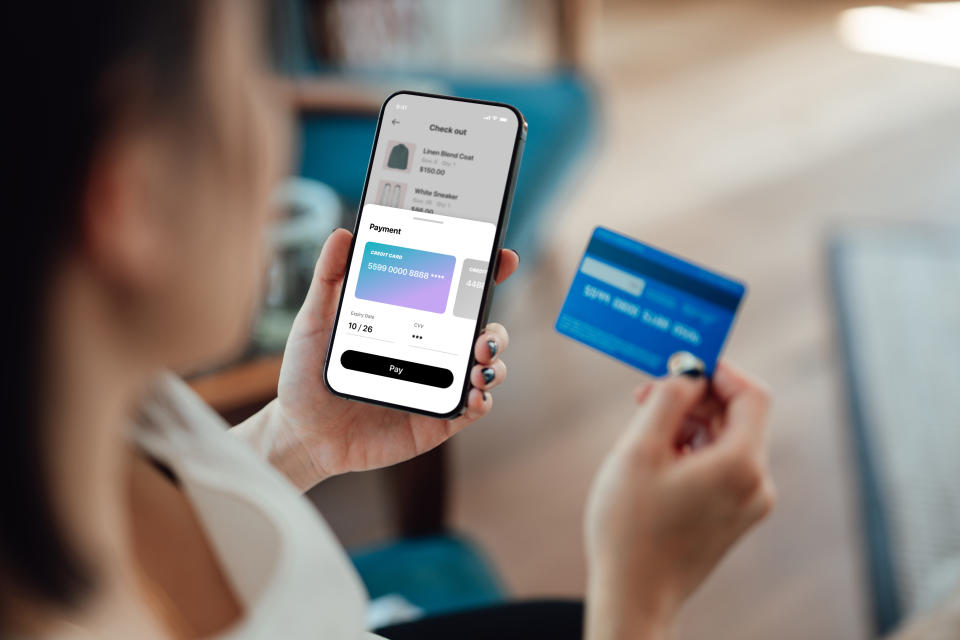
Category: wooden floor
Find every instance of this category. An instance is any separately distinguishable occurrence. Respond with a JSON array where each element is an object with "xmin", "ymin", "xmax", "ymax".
[
  {"xmin": 446, "ymin": 2, "xmax": 960, "ymax": 639},
  {"xmin": 309, "ymin": 2, "xmax": 960, "ymax": 638}
]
